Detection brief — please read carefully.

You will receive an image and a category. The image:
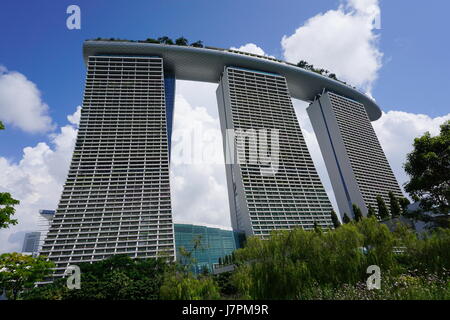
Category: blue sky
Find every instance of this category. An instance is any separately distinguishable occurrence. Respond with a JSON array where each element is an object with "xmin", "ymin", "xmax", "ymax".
[{"xmin": 1, "ymin": 0, "xmax": 450, "ymax": 252}]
